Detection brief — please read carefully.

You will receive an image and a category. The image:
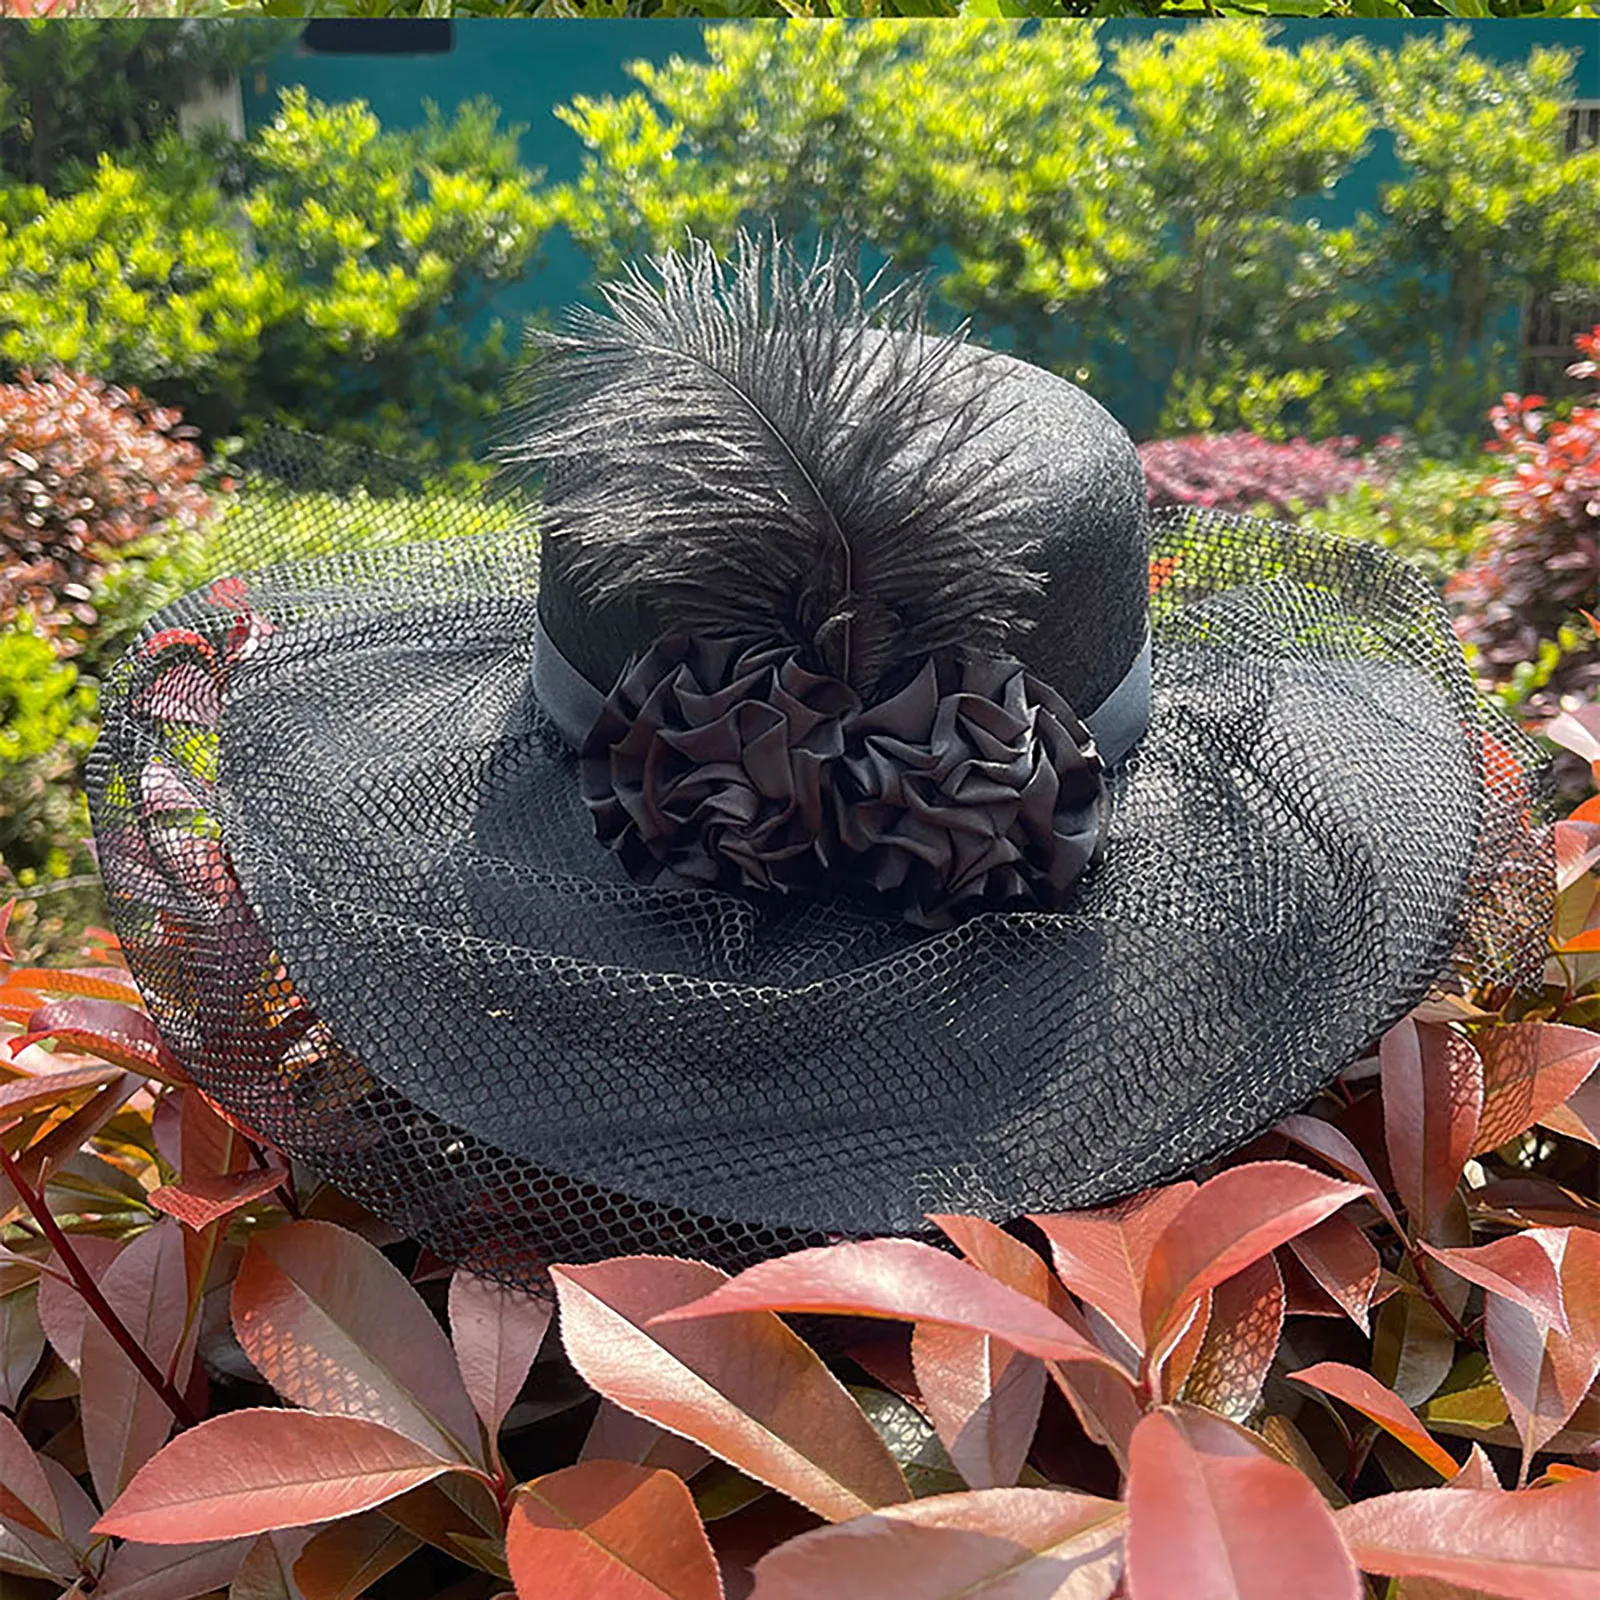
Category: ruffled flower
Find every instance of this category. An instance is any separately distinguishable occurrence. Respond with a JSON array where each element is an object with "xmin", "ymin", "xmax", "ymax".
[
  {"xmin": 580, "ymin": 636, "xmax": 860, "ymax": 892},
  {"xmin": 834, "ymin": 654, "xmax": 1106, "ymax": 927},
  {"xmin": 581, "ymin": 635, "xmax": 1107, "ymax": 925}
]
